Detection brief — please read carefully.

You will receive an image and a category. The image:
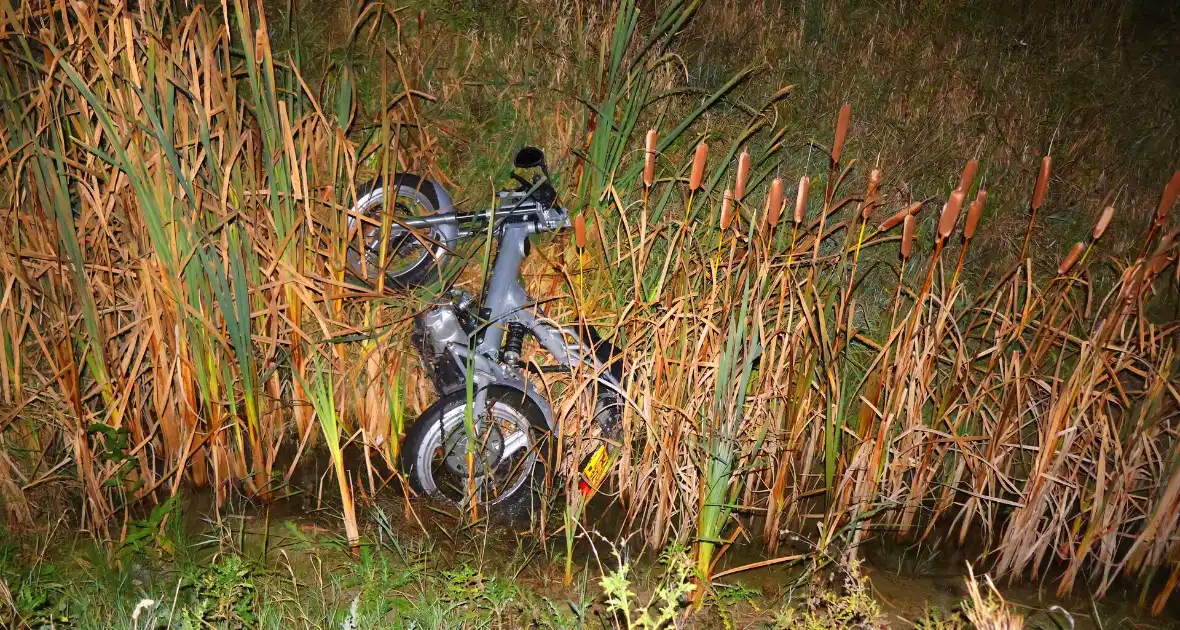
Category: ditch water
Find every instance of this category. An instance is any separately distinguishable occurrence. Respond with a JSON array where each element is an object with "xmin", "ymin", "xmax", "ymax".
[{"xmin": 168, "ymin": 461, "xmax": 1180, "ymax": 630}]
